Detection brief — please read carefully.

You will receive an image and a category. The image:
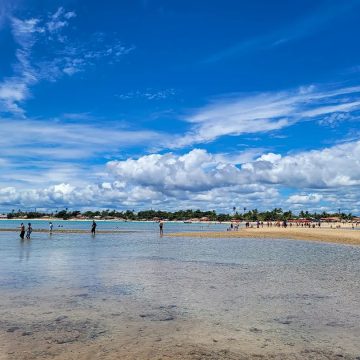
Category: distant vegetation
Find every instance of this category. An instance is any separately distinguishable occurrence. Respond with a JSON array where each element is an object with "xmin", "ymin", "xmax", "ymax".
[{"xmin": 3, "ymin": 208, "xmax": 356, "ymax": 221}]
